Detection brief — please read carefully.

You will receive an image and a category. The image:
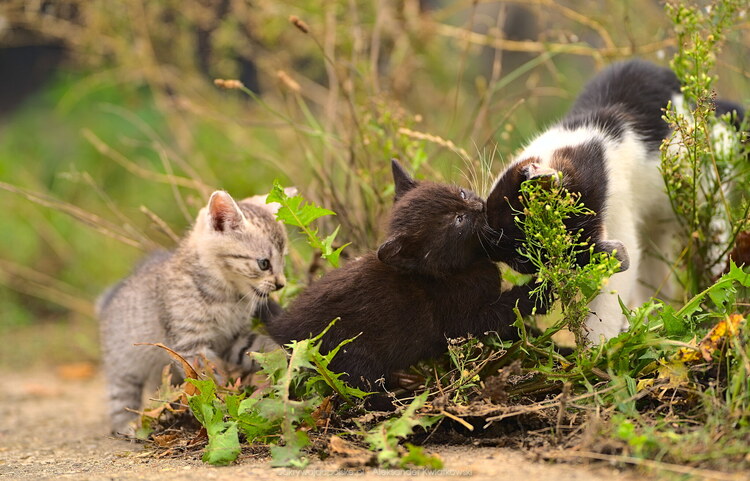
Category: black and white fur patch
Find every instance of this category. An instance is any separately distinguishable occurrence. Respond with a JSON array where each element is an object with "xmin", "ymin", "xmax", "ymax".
[{"xmin": 486, "ymin": 59, "xmax": 745, "ymax": 342}]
